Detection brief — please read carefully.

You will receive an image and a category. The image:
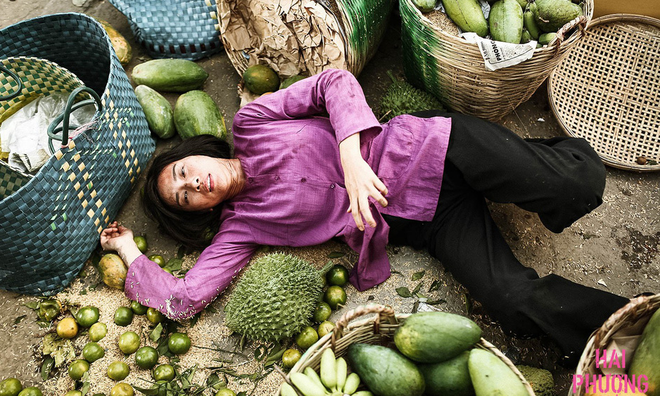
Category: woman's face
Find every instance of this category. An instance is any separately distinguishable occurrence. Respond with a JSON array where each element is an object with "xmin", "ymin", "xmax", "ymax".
[{"xmin": 157, "ymin": 155, "xmax": 233, "ymax": 212}]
